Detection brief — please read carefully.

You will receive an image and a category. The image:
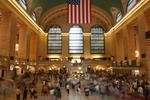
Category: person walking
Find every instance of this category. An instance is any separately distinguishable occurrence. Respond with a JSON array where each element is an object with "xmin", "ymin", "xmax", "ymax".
[
  {"xmin": 54, "ymin": 86, "xmax": 61, "ymax": 100},
  {"xmin": 66, "ymin": 84, "xmax": 70, "ymax": 95},
  {"xmin": 22, "ymin": 87, "xmax": 28, "ymax": 100},
  {"xmin": 30, "ymin": 87, "xmax": 37, "ymax": 100},
  {"xmin": 16, "ymin": 87, "xmax": 21, "ymax": 100}
]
